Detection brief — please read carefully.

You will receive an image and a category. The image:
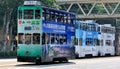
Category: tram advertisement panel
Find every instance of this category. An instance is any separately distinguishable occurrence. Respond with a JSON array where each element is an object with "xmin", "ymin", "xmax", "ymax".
[
  {"xmin": 42, "ymin": 21, "xmax": 75, "ymax": 34},
  {"xmin": 42, "ymin": 45, "xmax": 72, "ymax": 59}
]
